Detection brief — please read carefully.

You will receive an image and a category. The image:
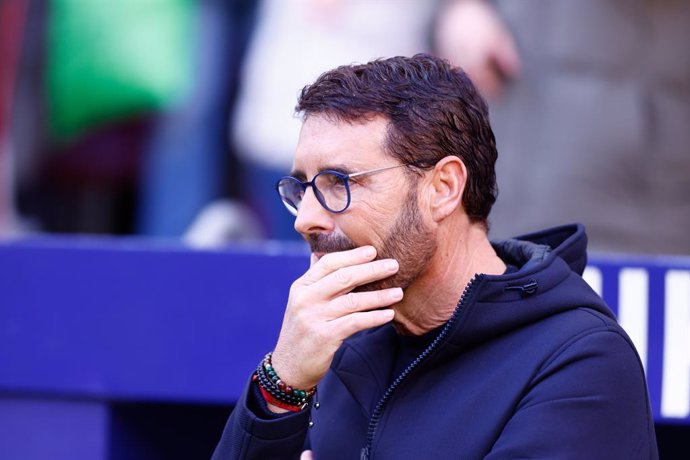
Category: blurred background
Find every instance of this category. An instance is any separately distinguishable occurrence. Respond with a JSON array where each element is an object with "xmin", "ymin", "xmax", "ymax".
[
  {"xmin": 1, "ymin": 0, "xmax": 689, "ymax": 458},
  {"xmin": 2, "ymin": 0, "xmax": 690, "ymax": 253}
]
